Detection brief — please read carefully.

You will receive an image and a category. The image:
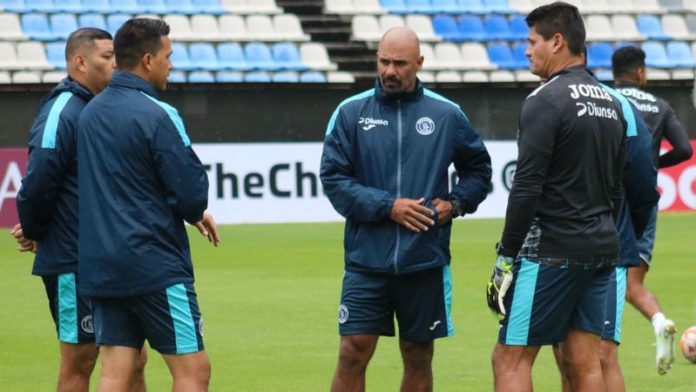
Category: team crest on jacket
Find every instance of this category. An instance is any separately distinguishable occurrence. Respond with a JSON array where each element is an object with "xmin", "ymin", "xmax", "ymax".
[{"xmin": 415, "ymin": 117, "xmax": 435, "ymax": 135}]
